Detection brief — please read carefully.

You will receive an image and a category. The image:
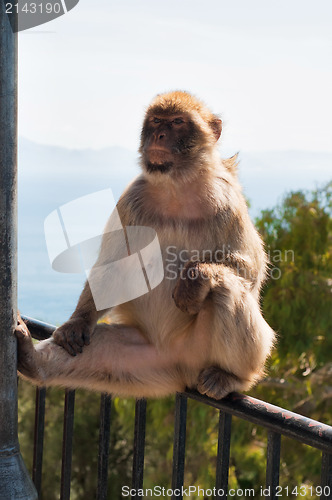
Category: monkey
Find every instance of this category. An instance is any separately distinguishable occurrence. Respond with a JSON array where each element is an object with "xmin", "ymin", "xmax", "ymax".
[{"xmin": 15, "ymin": 90, "xmax": 275, "ymax": 400}]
